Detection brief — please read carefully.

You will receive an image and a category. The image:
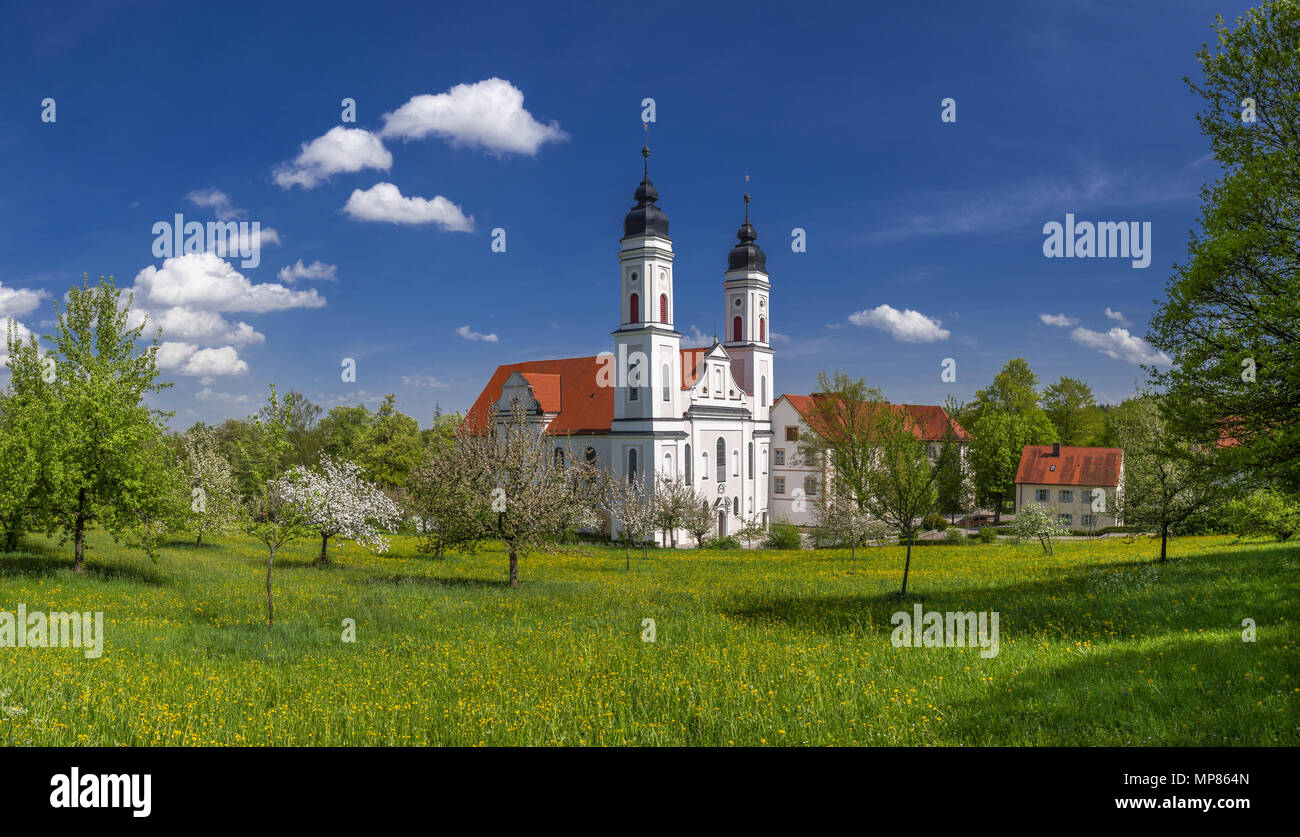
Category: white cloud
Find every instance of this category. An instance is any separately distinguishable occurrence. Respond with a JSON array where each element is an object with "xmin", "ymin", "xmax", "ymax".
[
  {"xmin": 1104, "ymin": 307, "xmax": 1131, "ymax": 326},
  {"xmin": 185, "ymin": 188, "xmax": 243, "ymax": 221},
  {"xmin": 140, "ymin": 307, "xmax": 265, "ymax": 346},
  {"xmin": 0, "ymin": 282, "xmax": 48, "ymax": 318},
  {"xmin": 277, "ymin": 259, "xmax": 339, "ymax": 283},
  {"xmin": 379, "ymin": 78, "xmax": 567, "ymax": 155},
  {"xmin": 769, "ymin": 331, "xmax": 791, "ymax": 344},
  {"xmin": 848, "ymin": 304, "xmax": 950, "ymax": 342},
  {"xmin": 402, "ymin": 374, "xmax": 448, "ymax": 388},
  {"xmin": 157, "ymin": 341, "xmax": 248, "ymax": 376},
  {"xmin": 1039, "ymin": 313, "xmax": 1077, "ymax": 327},
  {"xmin": 456, "ymin": 324, "xmax": 498, "ymax": 343},
  {"xmin": 681, "ymin": 326, "xmax": 713, "ymax": 348},
  {"xmin": 132, "ymin": 252, "xmax": 325, "ymax": 314},
  {"xmin": 195, "ymin": 388, "xmax": 251, "ymax": 404},
  {"xmin": 344, "ymin": 183, "xmax": 474, "ymax": 231},
  {"xmin": 1070, "ymin": 326, "xmax": 1171, "ymax": 366},
  {"xmin": 273, "ymin": 126, "xmax": 393, "ymax": 189}
]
